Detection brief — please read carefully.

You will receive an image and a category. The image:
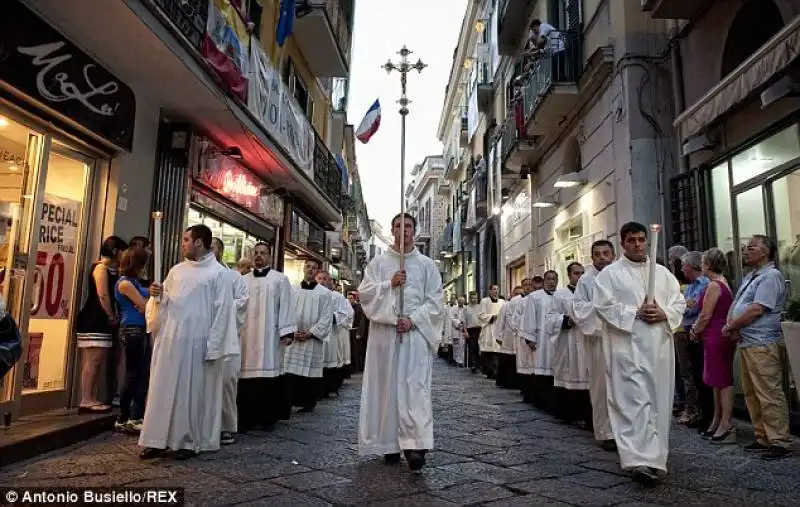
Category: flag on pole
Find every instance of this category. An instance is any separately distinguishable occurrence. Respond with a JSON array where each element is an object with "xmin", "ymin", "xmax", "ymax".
[
  {"xmin": 355, "ymin": 100, "xmax": 382, "ymax": 144},
  {"xmin": 276, "ymin": 0, "xmax": 296, "ymax": 47}
]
